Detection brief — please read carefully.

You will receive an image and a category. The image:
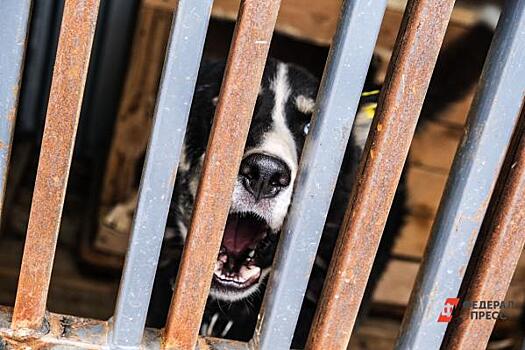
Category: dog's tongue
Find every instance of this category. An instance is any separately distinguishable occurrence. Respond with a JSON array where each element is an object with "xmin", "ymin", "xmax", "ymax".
[{"xmin": 222, "ymin": 215, "xmax": 266, "ymax": 255}]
